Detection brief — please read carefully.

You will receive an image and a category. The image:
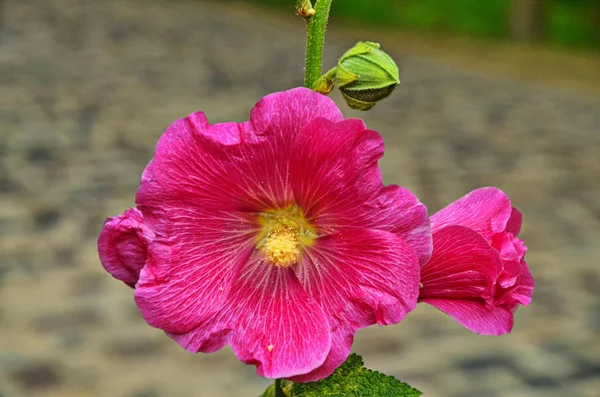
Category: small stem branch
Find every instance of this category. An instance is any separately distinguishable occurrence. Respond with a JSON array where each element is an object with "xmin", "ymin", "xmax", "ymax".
[
  {"xmin": 304, "ymin": 0, "xmax": 333, "ymax": 89},
  {"xmin": 313, "ymin": 66, "xmax": 337, "ymax": 94}
]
